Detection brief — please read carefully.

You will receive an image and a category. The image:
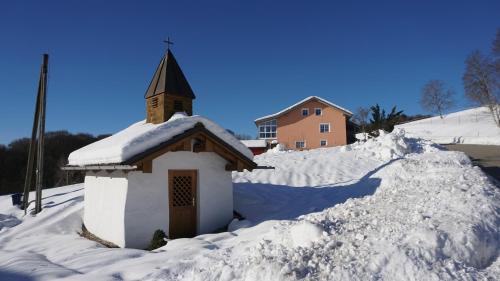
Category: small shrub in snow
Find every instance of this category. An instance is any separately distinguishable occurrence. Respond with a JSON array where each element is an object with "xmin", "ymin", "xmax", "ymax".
[{"xmin": 147, "ymin": 229, "xmax": 167, "ymax": 250}]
